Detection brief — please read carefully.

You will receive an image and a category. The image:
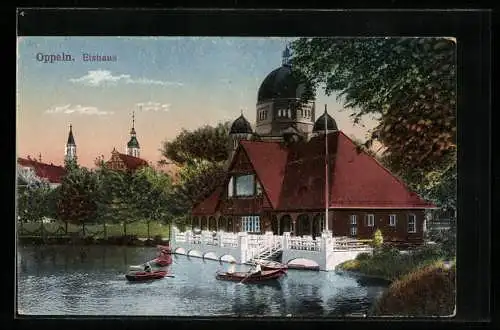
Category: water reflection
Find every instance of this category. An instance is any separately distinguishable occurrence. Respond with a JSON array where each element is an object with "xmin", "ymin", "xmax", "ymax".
[{"xmin": 17, "ymin": 245, "xmax": 387, "ymax": 316}]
